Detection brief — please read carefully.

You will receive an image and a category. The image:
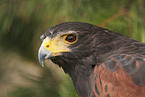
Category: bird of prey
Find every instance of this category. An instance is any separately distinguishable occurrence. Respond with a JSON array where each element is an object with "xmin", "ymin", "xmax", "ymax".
[{"xmin": 38, "ymin": 22, "xmax": 145, "ymax": 97}]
